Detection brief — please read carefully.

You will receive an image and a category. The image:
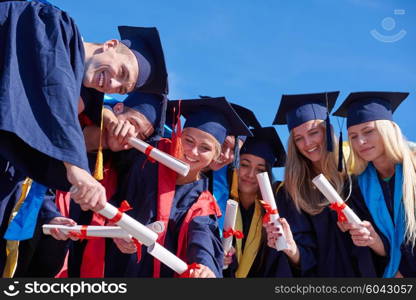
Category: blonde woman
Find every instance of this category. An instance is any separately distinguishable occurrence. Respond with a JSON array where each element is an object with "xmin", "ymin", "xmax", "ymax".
[
  {"xmin": 267, "ymin": 92, "xmax": 380, "ymax": 277},
  {"xmin": 334, "ymin": 91, "xmax": 416, "ymax": 277},
  {"xmin": 105, "ymin": 97, "xmax": 251, "ymax": 278}
]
